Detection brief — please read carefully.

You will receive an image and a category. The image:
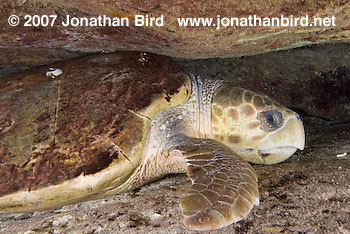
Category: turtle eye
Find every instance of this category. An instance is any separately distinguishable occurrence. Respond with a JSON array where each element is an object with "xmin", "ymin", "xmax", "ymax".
[{"xmin": 258, "ymin": 109, "xmax": 283, "ymax": 131}]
